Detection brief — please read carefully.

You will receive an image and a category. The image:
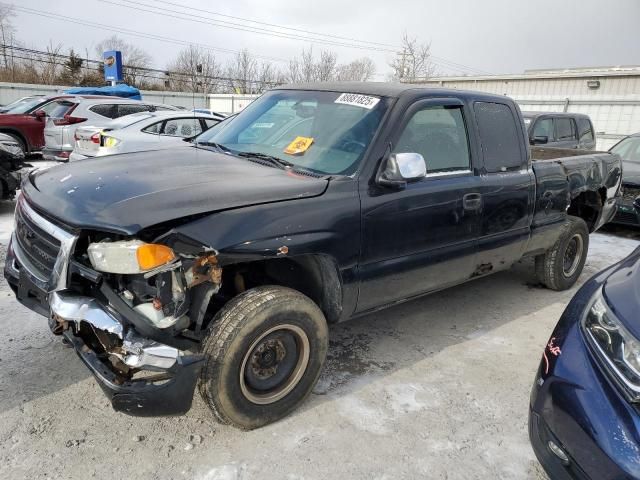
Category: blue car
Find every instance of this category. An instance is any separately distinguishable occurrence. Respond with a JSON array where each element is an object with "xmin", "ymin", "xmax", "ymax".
[{"xmin": 529, "ymin": 247, "xmax": 640, "ymax": 479}]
